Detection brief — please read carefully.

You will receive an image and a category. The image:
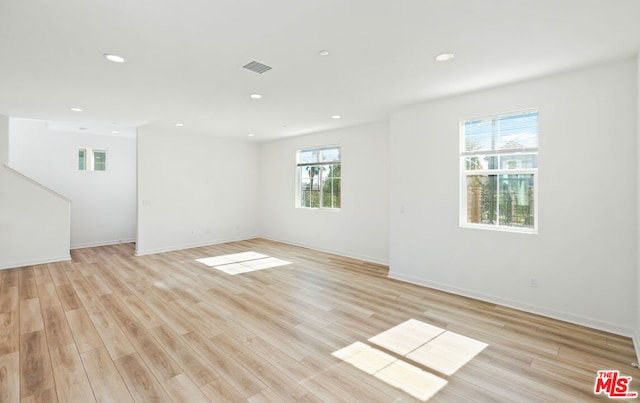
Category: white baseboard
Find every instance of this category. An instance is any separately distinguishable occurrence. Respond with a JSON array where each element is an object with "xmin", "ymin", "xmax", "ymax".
[
  {"xmin": 134, "ymin": 235, "xmax": 259, "ymax": 257},
  {"xmin": 0, "ymin": 254, "xmax": 71, "ymax": 270},
  {"xmin": 388, "ymin": 271, "xmax": 635, "ymax": 337},
  {"xmin": 71, "ymin": 238, "xmax": 136, "ymax": 249},
  {"xmin": 136, "ymin": 235, "xmax": 389, "ymax": 266},
  {"xmin": 260, "ymin": 236, "xmax": 389, "ymax": 266}
]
